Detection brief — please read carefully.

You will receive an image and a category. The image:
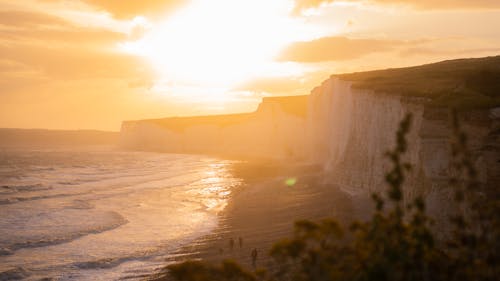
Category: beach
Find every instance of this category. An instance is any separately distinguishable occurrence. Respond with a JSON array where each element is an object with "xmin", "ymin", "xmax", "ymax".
[{"xmin": 153, "ymin": 162, "xmax": 373, "ymax": 279}]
